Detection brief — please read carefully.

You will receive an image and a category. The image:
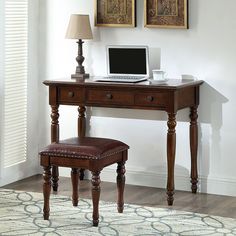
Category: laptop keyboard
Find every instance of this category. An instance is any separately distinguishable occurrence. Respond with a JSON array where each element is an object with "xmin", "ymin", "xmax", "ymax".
[
  {"xmin": 96, "ymin": 76, "xmax": 148, "ymax": 83},
  {"xmin": 107, "ymin": 76, "xmax": 142, "ymax": 80}
]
